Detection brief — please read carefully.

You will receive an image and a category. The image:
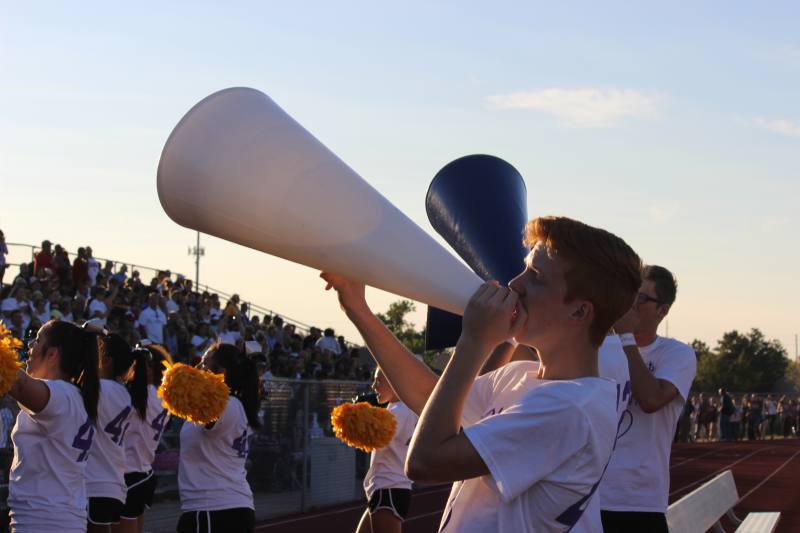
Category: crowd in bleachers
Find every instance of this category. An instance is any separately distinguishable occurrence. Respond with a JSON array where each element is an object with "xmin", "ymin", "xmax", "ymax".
[{"xmin": 0, "ymin": 236, "xmax": 374, "ymax": 386}]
